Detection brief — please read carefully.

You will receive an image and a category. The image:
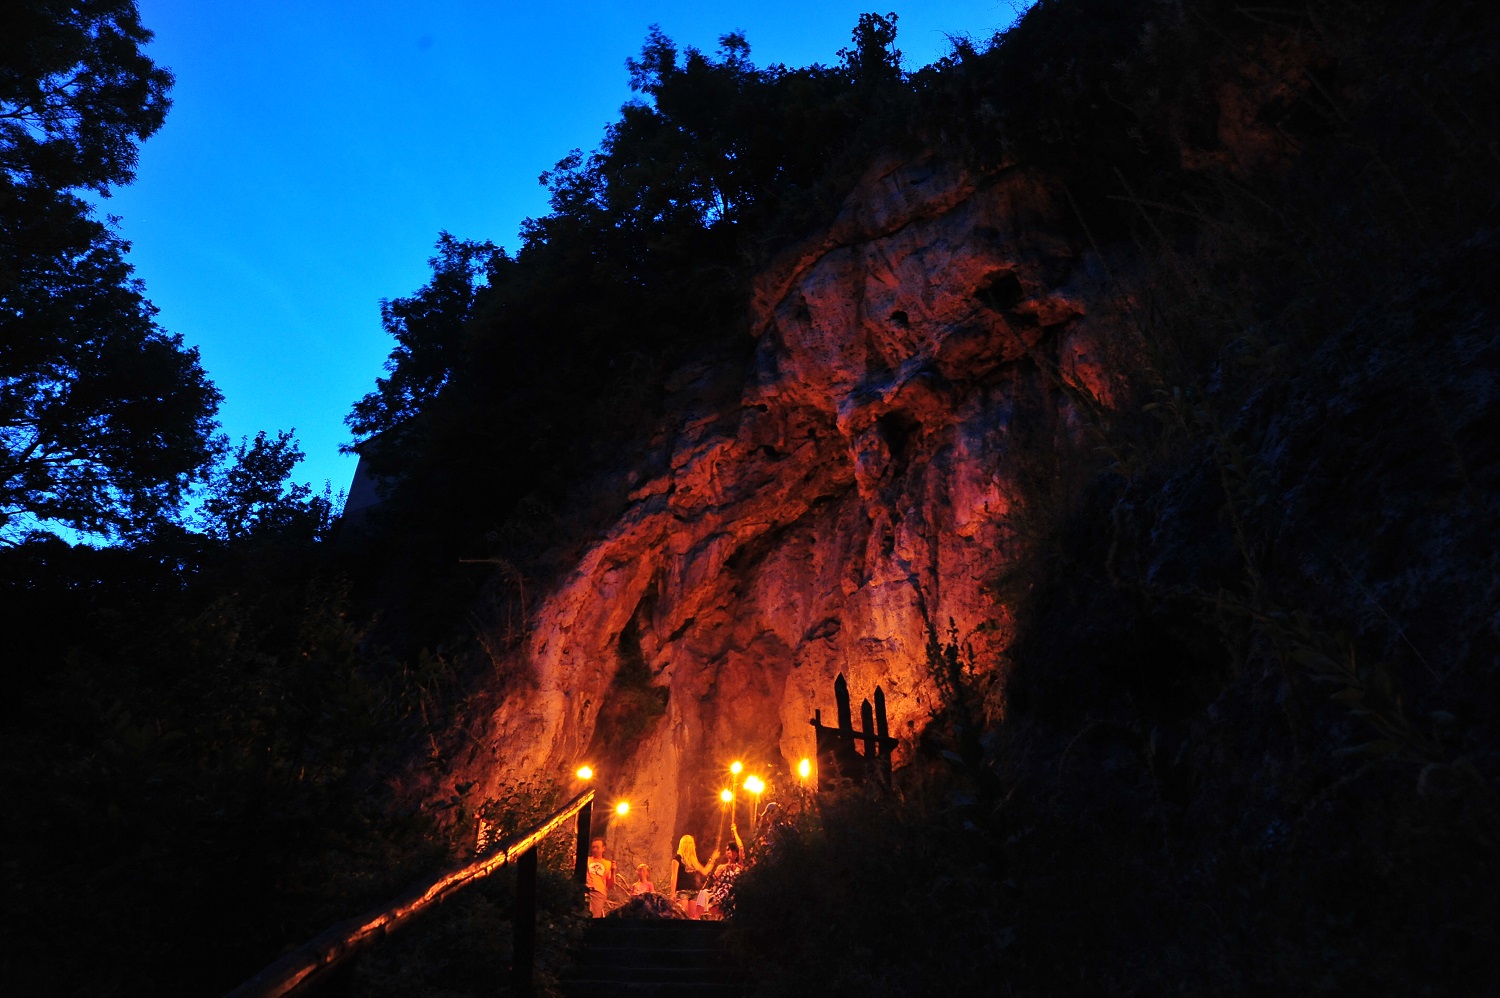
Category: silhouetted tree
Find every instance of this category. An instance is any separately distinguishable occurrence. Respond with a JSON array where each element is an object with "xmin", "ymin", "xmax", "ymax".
[
  {"xmin": 196, "ymin": 430, "xmax": 337, "ymax": 544},
  {"xmin": 345, "ymin": 233, "xmax": 502, "ymax": 448},
  {"xmin": 839, "ymin": 12, "xmax": 903, "ymax": 90},
  {"xmin": 1, "ymin": 1, "xmax": 220, "ymax": 542}
]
